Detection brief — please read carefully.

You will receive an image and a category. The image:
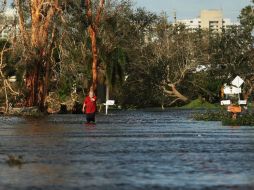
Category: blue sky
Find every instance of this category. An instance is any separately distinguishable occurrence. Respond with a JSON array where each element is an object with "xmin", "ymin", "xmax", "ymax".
[
  {"xmin": 134, "ymin": 0, "xmax": 251, "ymax": 22},
  {"xmin": 5, "ymin": 0, "xmax": 251, "ymax": 22}
]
